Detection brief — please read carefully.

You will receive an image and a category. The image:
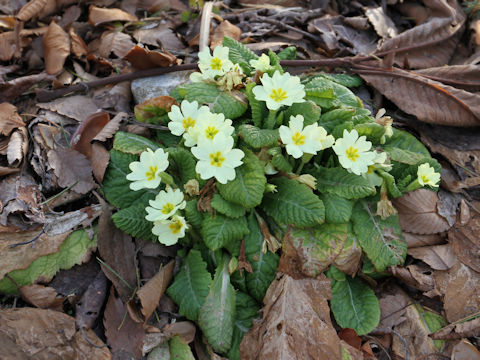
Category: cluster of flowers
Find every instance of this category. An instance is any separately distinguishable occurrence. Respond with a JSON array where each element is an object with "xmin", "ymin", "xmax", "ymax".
[{"xmin": 125, "ymin": 45, "xmax": 441, "ymax": 245}]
